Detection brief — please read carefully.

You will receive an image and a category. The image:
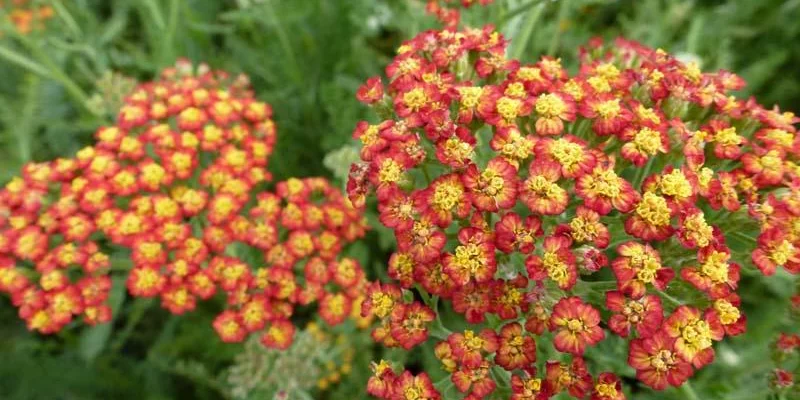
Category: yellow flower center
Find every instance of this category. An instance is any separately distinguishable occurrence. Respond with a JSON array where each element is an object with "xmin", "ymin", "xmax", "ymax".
[
  {"xmin": 453, "ymin": 243, "xmax": 485, "ymax": 275},
  {"xmin": 563, "ymin": 80, "xmax": 585, "ymax": 101},
  {"xmin": 516, "ymin": 67, "xmax": 542, "ymax": 81},
  {"xmin": 684, "ymin": 213, "xmax": 713, "ymax": 248},
  {"xmin": 432, "ymin": 181, "xmax": 464, "ymax": 212},
  {"xmin": 766, "ymin": 129, "xmax": 795, "ymax": 147},
  {"xmin": 700, "ymin": 251, "xmax": 730, "ymax": 283},
  {"xmin": 403, "ymin": 88, "xmax": 428, "ymax": 111},
  {"xmin": 596, "ymin": 383, "xmax": 618, "ymax": 397},
  {"xmin": 496, "ymin": 97, "xmax": 522, "ymax": 121},
  {"xmin": 650, "ymin": 350, "xmax": 674, "ymax": 372},
  {"xmin": 587, "ymin": 169, "xmax": 621, "ymax": 198},
  {"xmin": 463, "ymin": 330, "xmax": 485, "ymax": 350},
  {"xmin": 535, "ymin": 93, "xmax": 567, "ymax": 117},
  {"xmin": 550, "ymin": 139, "xmax": 583, "ymax": 168},
  {"xmin": 543, "ymin": 251, "xmax": 569, "ymax": 285},
  {"xmin": 715, "ymin": 127, "xmax": 742, "ymax": 146},
  {"xmin": 587, "ymin": 76, "xmax": 612, "ymax": 93},
  {"xmin": 660, "ymin": 169, "xmax": 692, "ymax": 199},
  {"xmin": 504, "ymin": 82, "xmax": 527, "ymax": 98},
  {"xmin": 681, "ymin": 320, "xmax": 713, "ymax": 351},
  {"xmin": 479, "ymin": 169, "xmax": 505, "ymax": 196},
  {"xmin": 371, "ymin": 293, "xmax": 395, "ymax": 319},
  {"xmin": 459, "ymin": 86, "xmax": 483, "ymax": 109},
  {"xmin": 526, "ymin": 175, "xmax": 561, "ymax": 199},
  {"xmin": 771, "ymin": 240, "xmax": 794, "ymax": 266},
  {"xmin": 569, "ymin": 217, "xmax": 598, "ymax": 242},
  {"xmin": 761, "ymin": 151, "xmax": 783, "ymax": 169},
  {"xmin": 378, "ymin": 159, "xmax": 403, "ymax": 184},
  {"xmin": 713, "ymin": 300, "xmax": 741, "ymax": 325},
  {"xmin": 596, "ymin": 63, "xmax": 620, "ymax": 80},
  {"xmin": 633, "ymin": 127, "xmax": 662, "ymax": 155},
  {"xmin": 635, "ymin": 192, "xmax": 671, "ymax": 227},
  {"xmin": 566, "ymin": 318, "xmax": 584, "ymax": 333}
]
